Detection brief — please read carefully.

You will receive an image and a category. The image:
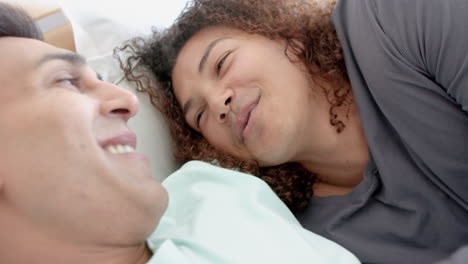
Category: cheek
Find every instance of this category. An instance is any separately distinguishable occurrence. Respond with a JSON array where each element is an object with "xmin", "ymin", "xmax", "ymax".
[
  {"xmin": 226, "ymin": 57, "xmax": 261, "ymax": 85},
  {"xmin": 0, "ymin": 94, "xmax": 97, "ymax": 185},
  {"xmin": 202, "ymin": 120, "xmax": 244, "ymax": 156},
  {"xmin": 202, "ymin": 121, "xmax": 230, "ymax": 148}
]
